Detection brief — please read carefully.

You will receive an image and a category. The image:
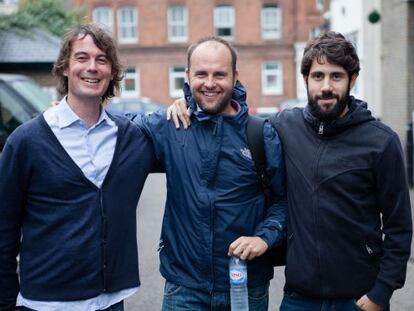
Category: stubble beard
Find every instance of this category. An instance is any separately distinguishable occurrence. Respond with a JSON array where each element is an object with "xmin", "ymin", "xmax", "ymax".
[
  {"xmin": 192, "ymin": 88, "xmax": 233, "ymax": 115},
  {"xmin": 308, "ymin": 85, "xmax": 351, "ymax": 121}
]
